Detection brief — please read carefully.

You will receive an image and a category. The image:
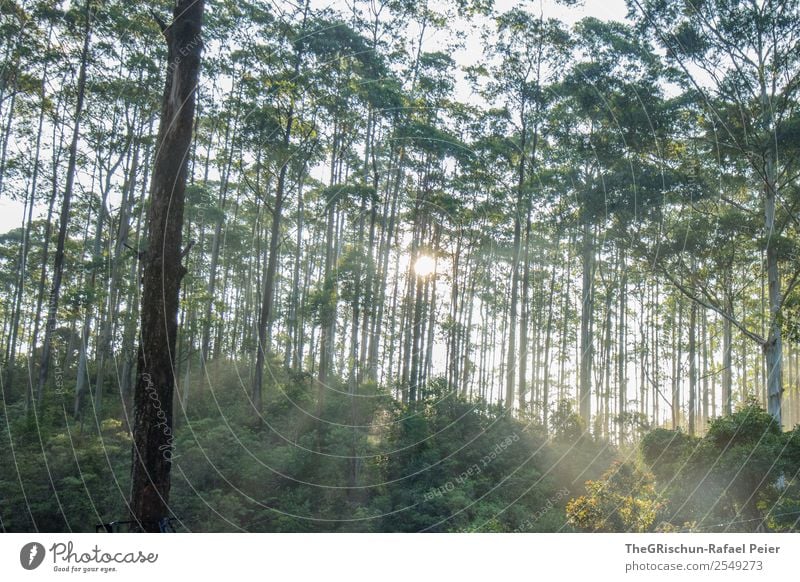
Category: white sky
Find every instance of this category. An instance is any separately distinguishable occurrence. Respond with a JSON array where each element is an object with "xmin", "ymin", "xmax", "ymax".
[{"xmin": 0, "ymin": 197, "xmax": 24, "ymax": 234}]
